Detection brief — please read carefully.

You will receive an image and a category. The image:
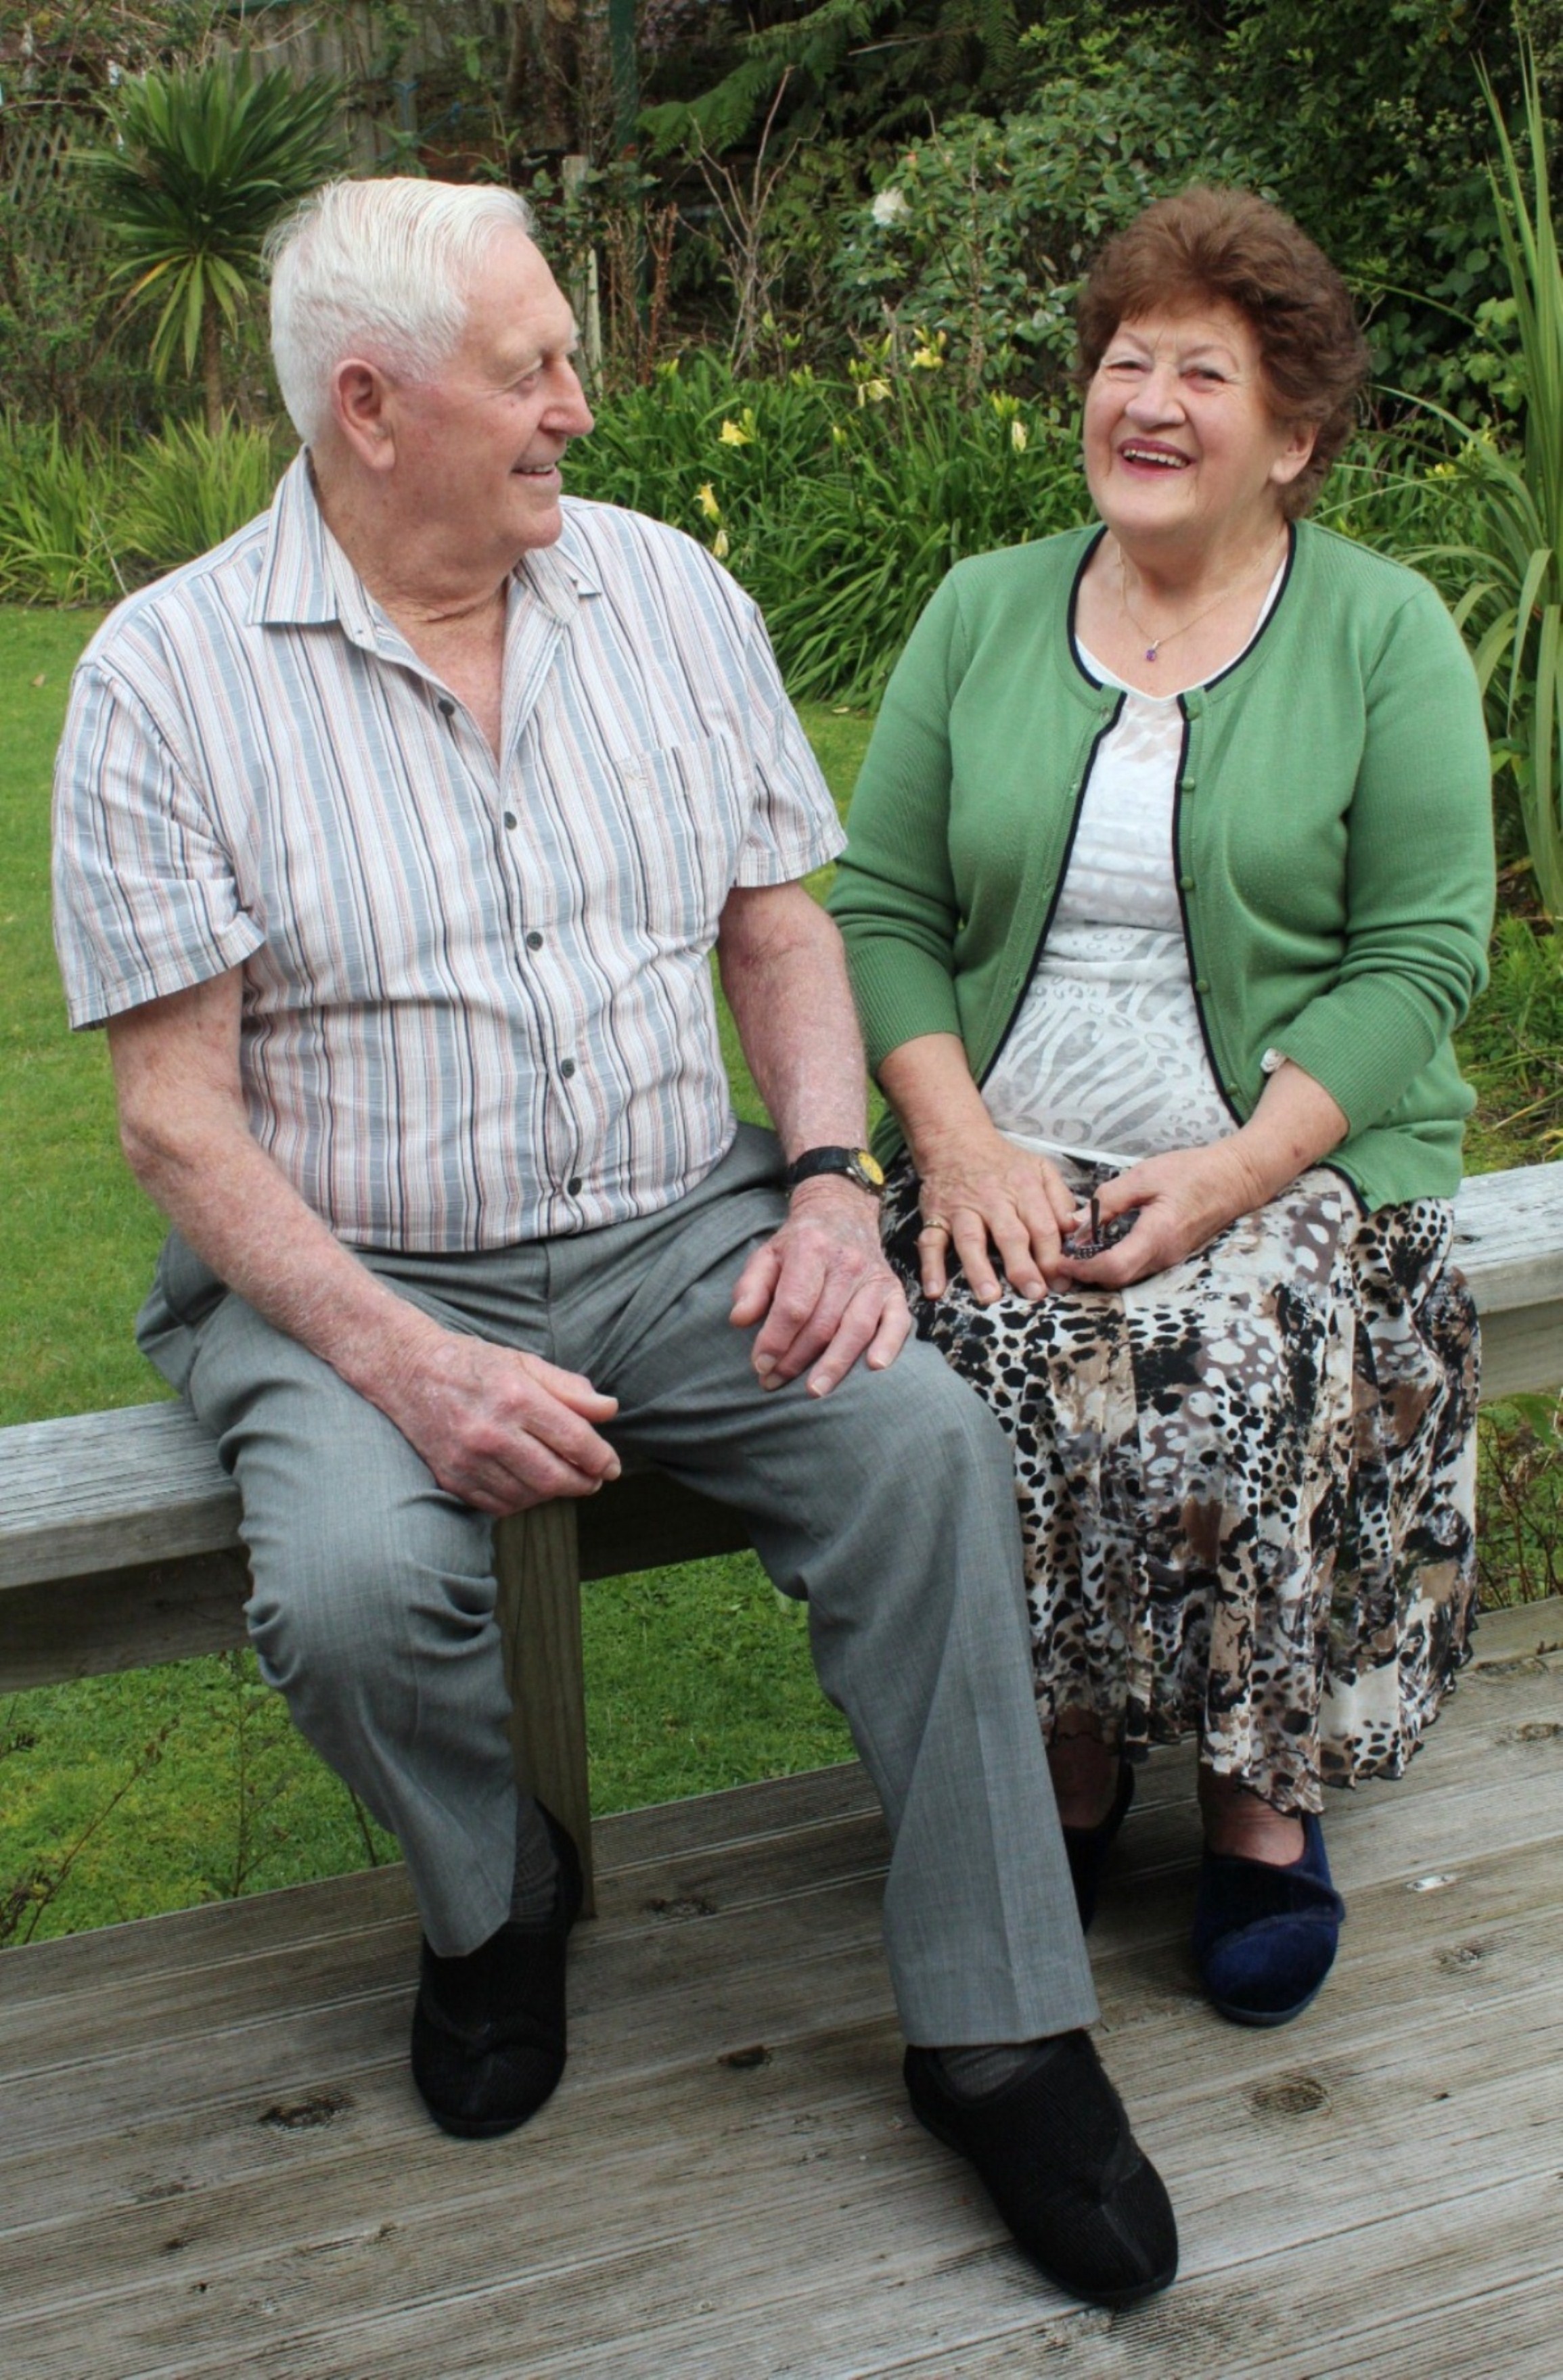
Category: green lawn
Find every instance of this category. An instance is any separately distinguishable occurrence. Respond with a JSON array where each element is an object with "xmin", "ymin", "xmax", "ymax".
[{"xmin": 1, "ymin": 608, "xmax": 871, "ymax": 1943}]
